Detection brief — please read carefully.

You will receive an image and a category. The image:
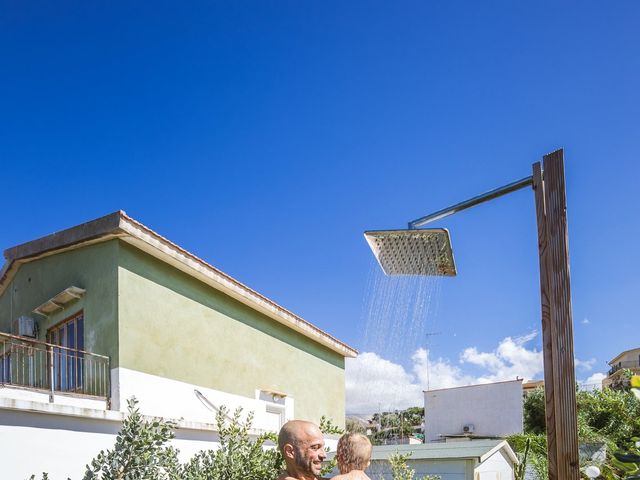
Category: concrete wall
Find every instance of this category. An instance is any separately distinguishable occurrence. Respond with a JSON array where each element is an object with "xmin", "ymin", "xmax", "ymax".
[
  {"xmin": 0, "ymin": 404, "xmax": 222, "ymax": 480},
  {"xmin": 424, "ymin": 380, "xmax": 523, "ymax": 442},
  {"xmin": 0, "ymin": 241, "xmax": 119, "ymax": 364},
  {"xmin": 116, "ymin": 242, "xmax": 346, "ymax": 426},
  {"xmin": 111, "ymin": 366, "xmax": 295, "ymax": 430}
]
